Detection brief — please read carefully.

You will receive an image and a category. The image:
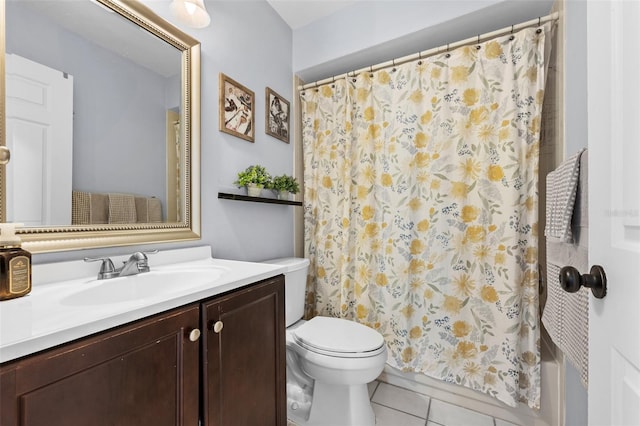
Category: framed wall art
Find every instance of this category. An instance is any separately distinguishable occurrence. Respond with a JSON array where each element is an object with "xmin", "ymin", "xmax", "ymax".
[
  {"xmin": 265, "ymin": 87, "xmax": 290, "ymax": 143},
  {"xmin": 219, "ymin": 73, "xmax": 255, "ymax": 142}
]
